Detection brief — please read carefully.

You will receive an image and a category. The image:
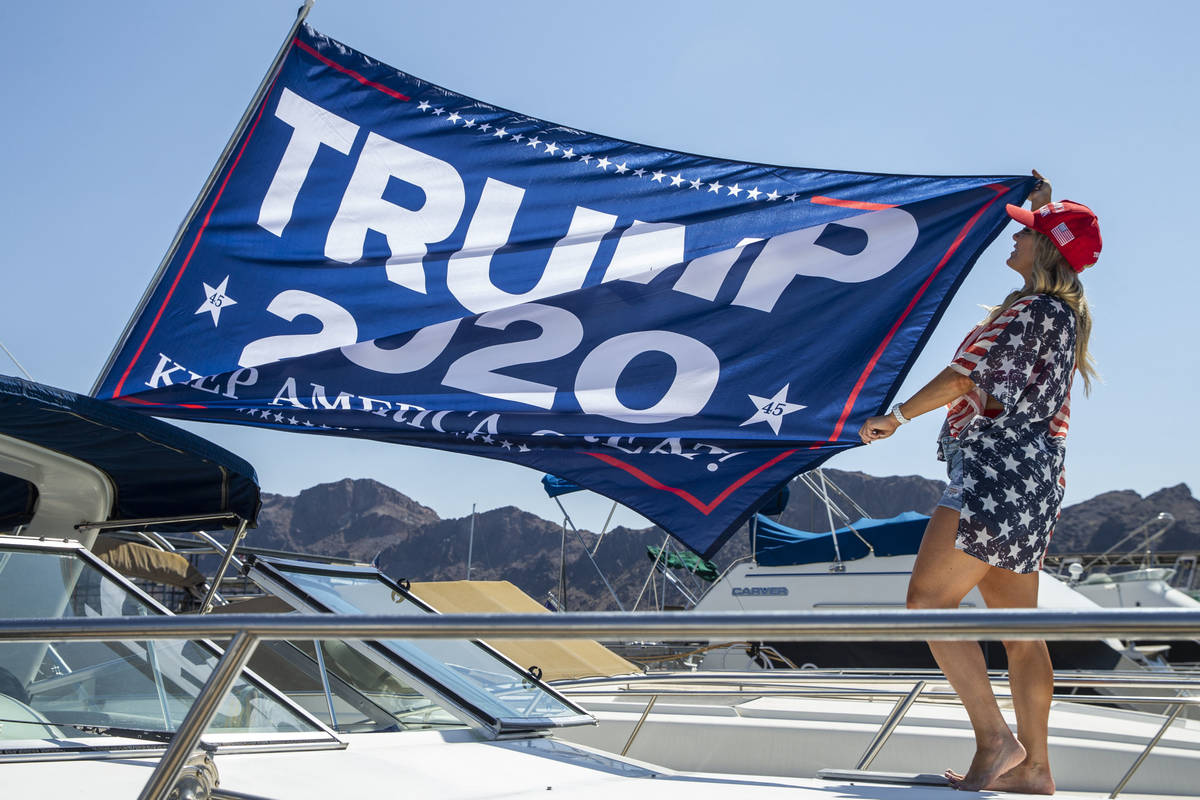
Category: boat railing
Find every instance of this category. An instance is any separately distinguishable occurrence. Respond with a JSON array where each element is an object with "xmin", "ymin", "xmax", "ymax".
[
  {"xmin": 553, "ymin": 667, "xmax": 1200, "ymax": 793},
  {"xmin": 554, "ymin": 666, "xmax": 1200, "ymax": 693},
  {"xmin": 4, "ymin": 607, "xmax": 1200, "ymax": 800}
]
